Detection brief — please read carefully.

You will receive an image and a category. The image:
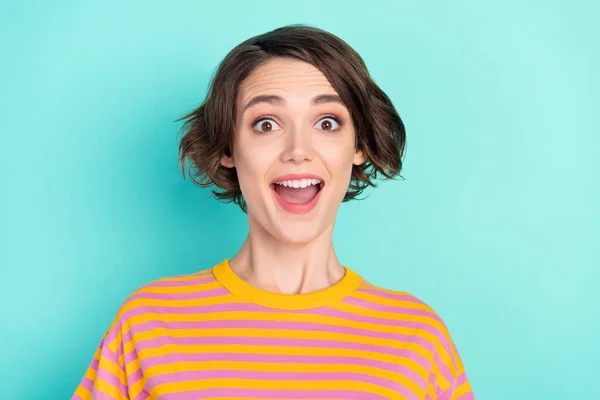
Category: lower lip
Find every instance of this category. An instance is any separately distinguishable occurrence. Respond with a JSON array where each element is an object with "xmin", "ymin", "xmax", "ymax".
[{"xmin": 271, "ymin": 185, "xmax": 323, "ymax": 215}]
